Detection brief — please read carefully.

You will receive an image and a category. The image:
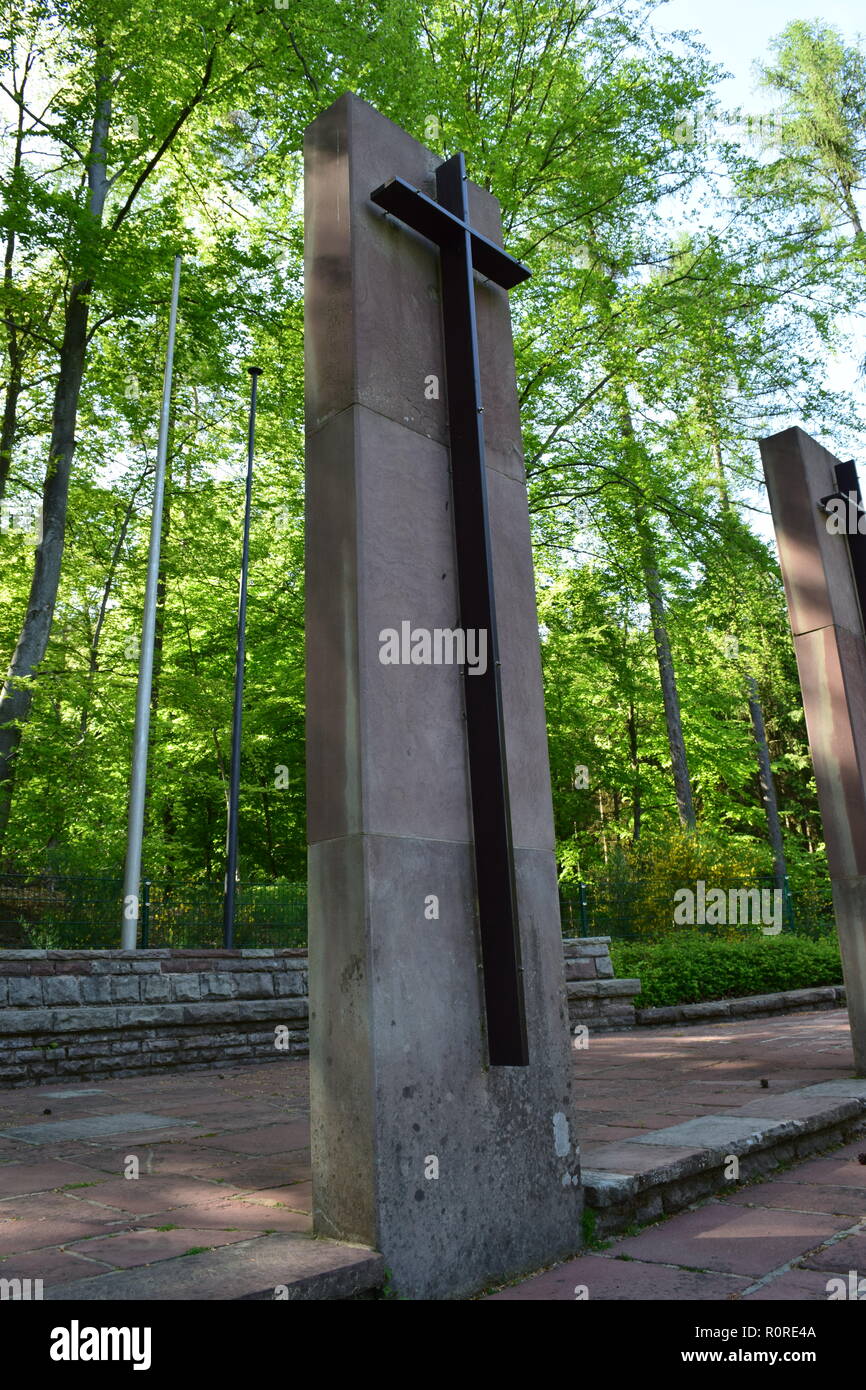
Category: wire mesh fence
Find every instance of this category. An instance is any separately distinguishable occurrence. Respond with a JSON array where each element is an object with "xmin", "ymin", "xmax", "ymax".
[
  {"xmin": 0, "ymin": 869, "xmax": 835, "ymax": 949},
  {"xmin": 0, "ymin": 873, "xmax": 307, "ymax": 950},
  {"xmin": 559, "ymin": 873, "xmax": 834, "ymax": 942}
]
